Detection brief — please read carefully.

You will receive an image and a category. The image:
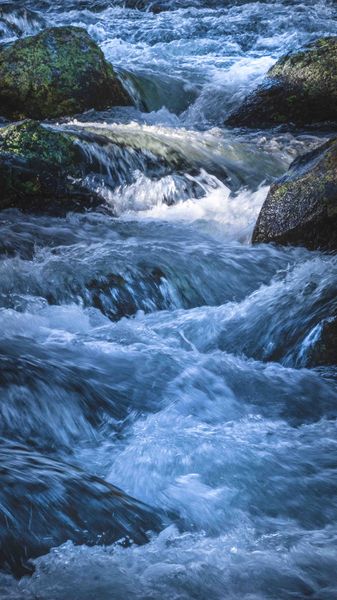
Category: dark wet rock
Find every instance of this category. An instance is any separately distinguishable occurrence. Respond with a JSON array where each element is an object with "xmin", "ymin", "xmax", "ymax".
[
  {"xmin": 0, "ymin": 120, "xmax": 220, "ymax": 213},
  {"xmin": 0, "ymin": 26, "xmax": 132, "ymax": 120},
  {"xmin": 305, "ymin": 318, "xmax": 337, "ymax": 367},
  {"xmin": 86, "ymin": 268, "xmax": 169, "ymax": 320},
  {"xmin": 252, "ymin": 138, "xmax": 337, "ymax": 250},
  {"xmin": 1, "ymin": 114, "xmax": 239, "ymax": 215},
  {"xmin": 0, "ymin": 120, "xmax": 102, "ymax": 212},
  {"xmin": 227, "ymin": 37, "xmax": 337, "ymax": 128},
  {"xmin": 0, "ymin": 442, "xmax": 164, "ymax": 577},
  {"xmin": 0, "ymin": 119, "xmax": 206, "ymax": 213}
]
